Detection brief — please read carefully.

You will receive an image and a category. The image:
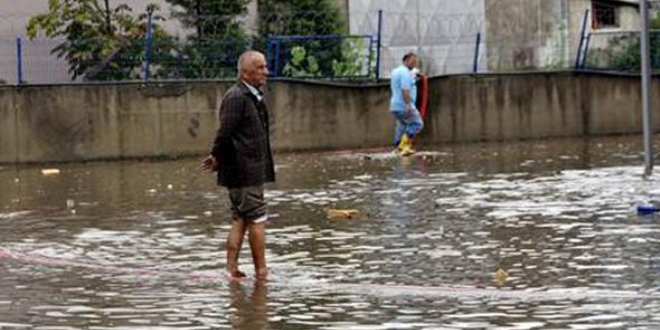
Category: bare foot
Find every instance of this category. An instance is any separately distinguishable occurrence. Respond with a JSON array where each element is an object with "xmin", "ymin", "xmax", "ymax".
[
  {"xmin": 227, "ymin": 269, "xmax": 247, "ymax": 281},
  {"xmin": 255, "ymin": 268, "xmax": 268, "ymax": 282}
]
